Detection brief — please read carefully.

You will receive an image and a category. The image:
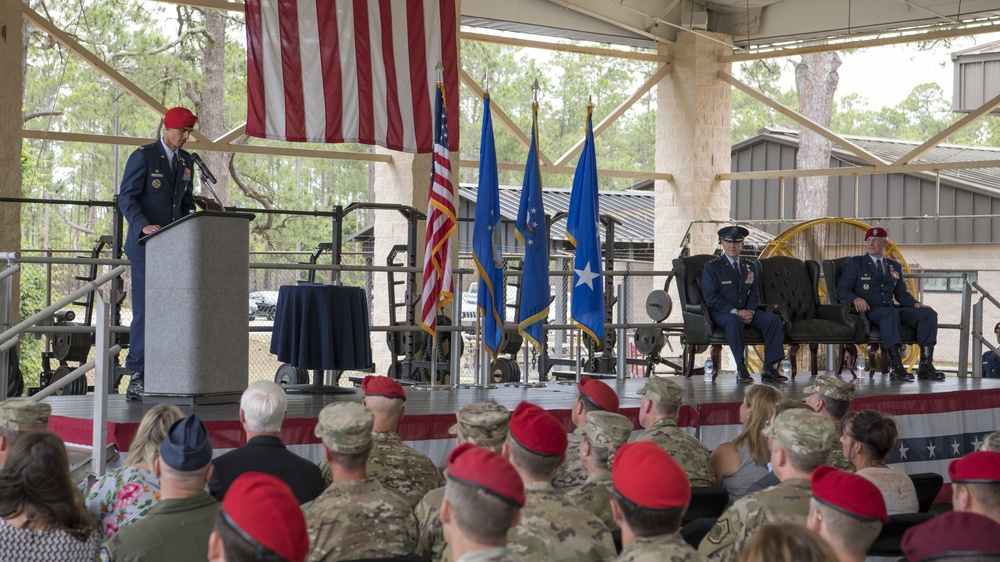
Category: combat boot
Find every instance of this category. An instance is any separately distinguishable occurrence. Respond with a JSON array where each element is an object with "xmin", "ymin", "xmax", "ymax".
[
  {"xmin": 917, "ymin": 345, "xmax": 946, "ymax": 381},
  {"xmin": 761, "ymin": 362, "xmax": 787, "ymax": 383},
  {"xmin": 886, "ymin": 346, "xmax": 913, "ymax": 381},
  {"xmin": 125, "ymin": 371, "xmax": 144, "ymax": 402},
  {"xmin": 737, "ymin": 365, "xmax": 753, "ymax": 383}
]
